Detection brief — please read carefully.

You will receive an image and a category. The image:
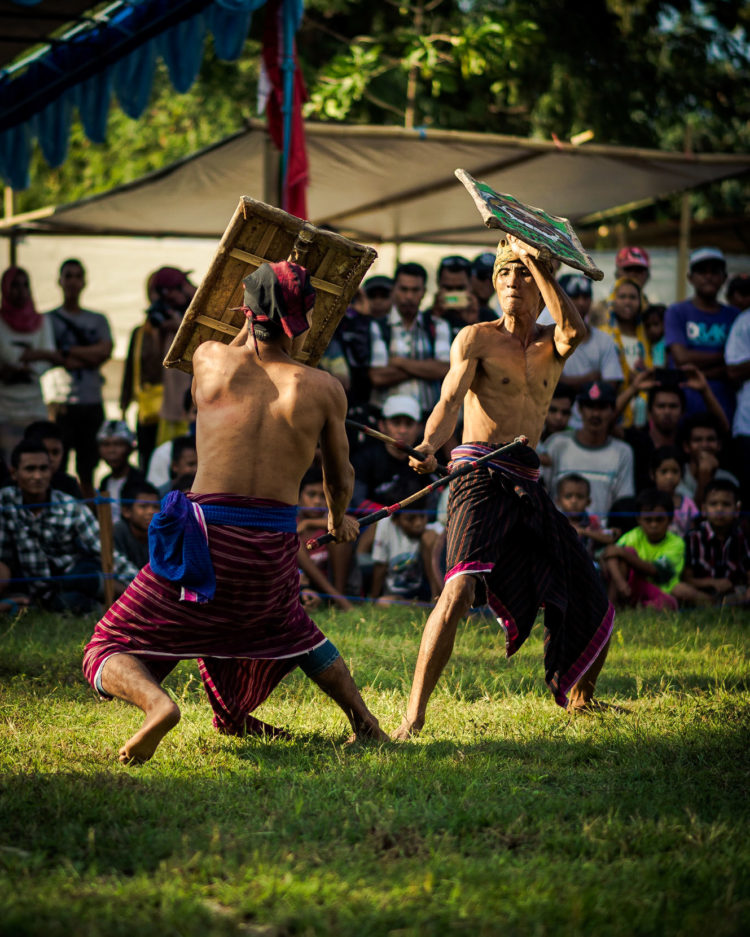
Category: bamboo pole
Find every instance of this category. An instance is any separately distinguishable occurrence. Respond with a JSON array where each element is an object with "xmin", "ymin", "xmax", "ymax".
[{"xmin": 96, "ymin": 495, "xmax": 115, "ymax": 608}]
